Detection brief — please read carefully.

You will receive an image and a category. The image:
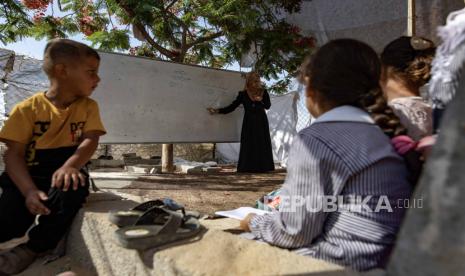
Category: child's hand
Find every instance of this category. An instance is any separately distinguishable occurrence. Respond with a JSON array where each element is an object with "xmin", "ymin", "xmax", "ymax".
[
  {"xmin": 240, "ymin": 213, "xmax": 257, "ymax": 232},
  {"xmin": 52, "ymin": 166, "xmax": 86, "ymax": 191},
  {"xmin": 416, "ymin": 135, "xmax": 436, "ymax": 159},
  {"xmin": 391, "ymin": 135, "xmax": 417, "ymax": 155},
  {"xmin": 207, "ymin": 107, "xmax": 218, "ymax": 115},
  {"xmin": 25, "ymin": 189, "xmax": 50, "ymax": 215}
]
